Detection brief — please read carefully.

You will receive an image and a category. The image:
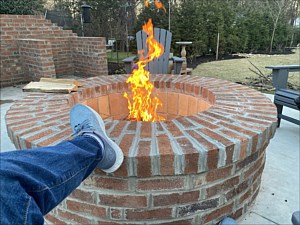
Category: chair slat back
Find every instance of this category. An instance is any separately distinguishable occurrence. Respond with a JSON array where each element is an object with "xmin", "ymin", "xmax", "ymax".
[{"xmin": 136, "ymin": 28, "xmax": 171, "ymax": 74}]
